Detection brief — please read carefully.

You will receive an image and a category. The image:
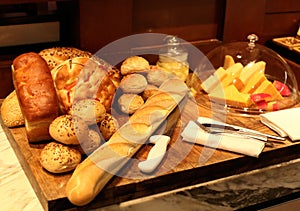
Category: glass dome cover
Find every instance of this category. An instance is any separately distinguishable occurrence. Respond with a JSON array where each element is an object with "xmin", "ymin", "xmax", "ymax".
[{"xmin": 193, "ymin": 34, "xmax": 300, "ymax": 116}]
